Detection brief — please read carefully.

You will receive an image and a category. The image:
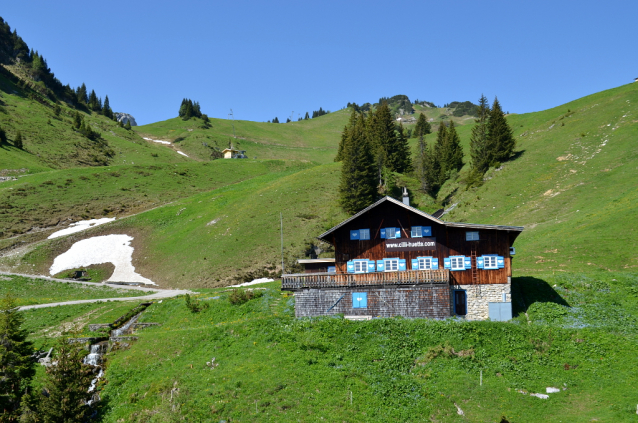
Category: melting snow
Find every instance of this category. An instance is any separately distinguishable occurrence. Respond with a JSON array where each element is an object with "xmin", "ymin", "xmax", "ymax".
[
  {"xmin": 142, "ymin": 137, "xmax": 171, "ymax": 145},
  {"xmin": 48, "ymin": 218, "xmax": 115, "ymax": 239},
  {"xmin": 177, "ymin": 151, "xmax": 189, "ymax": 157},
  {"xmin": 49, "ymin": 234, "xmax": 155, "ymax": 284},
  {"xmin": 230, "ymin": 278, "xmax": 275, "ymax": 288}
]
